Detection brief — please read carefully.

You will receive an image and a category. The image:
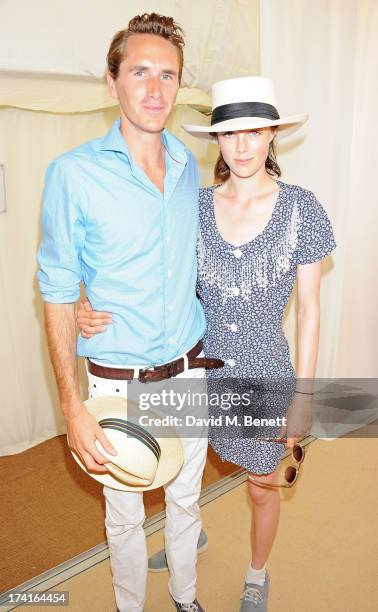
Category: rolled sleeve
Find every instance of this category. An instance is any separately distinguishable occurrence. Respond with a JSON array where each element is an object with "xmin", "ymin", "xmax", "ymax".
[{"xmin": 37, "ymin": 159, "xmax": 86, "ymax": 303}]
